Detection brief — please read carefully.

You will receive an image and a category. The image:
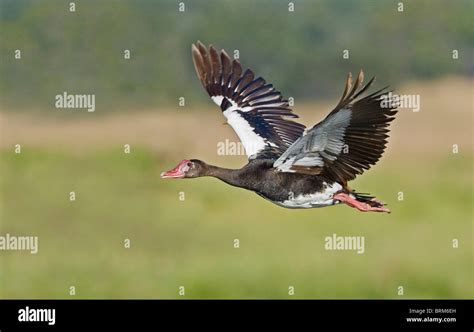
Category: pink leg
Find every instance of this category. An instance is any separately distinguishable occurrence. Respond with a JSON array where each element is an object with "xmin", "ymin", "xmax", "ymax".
[{"xmin": 333, "ymin": 193, "xmax": 391, "ymax": 213}]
